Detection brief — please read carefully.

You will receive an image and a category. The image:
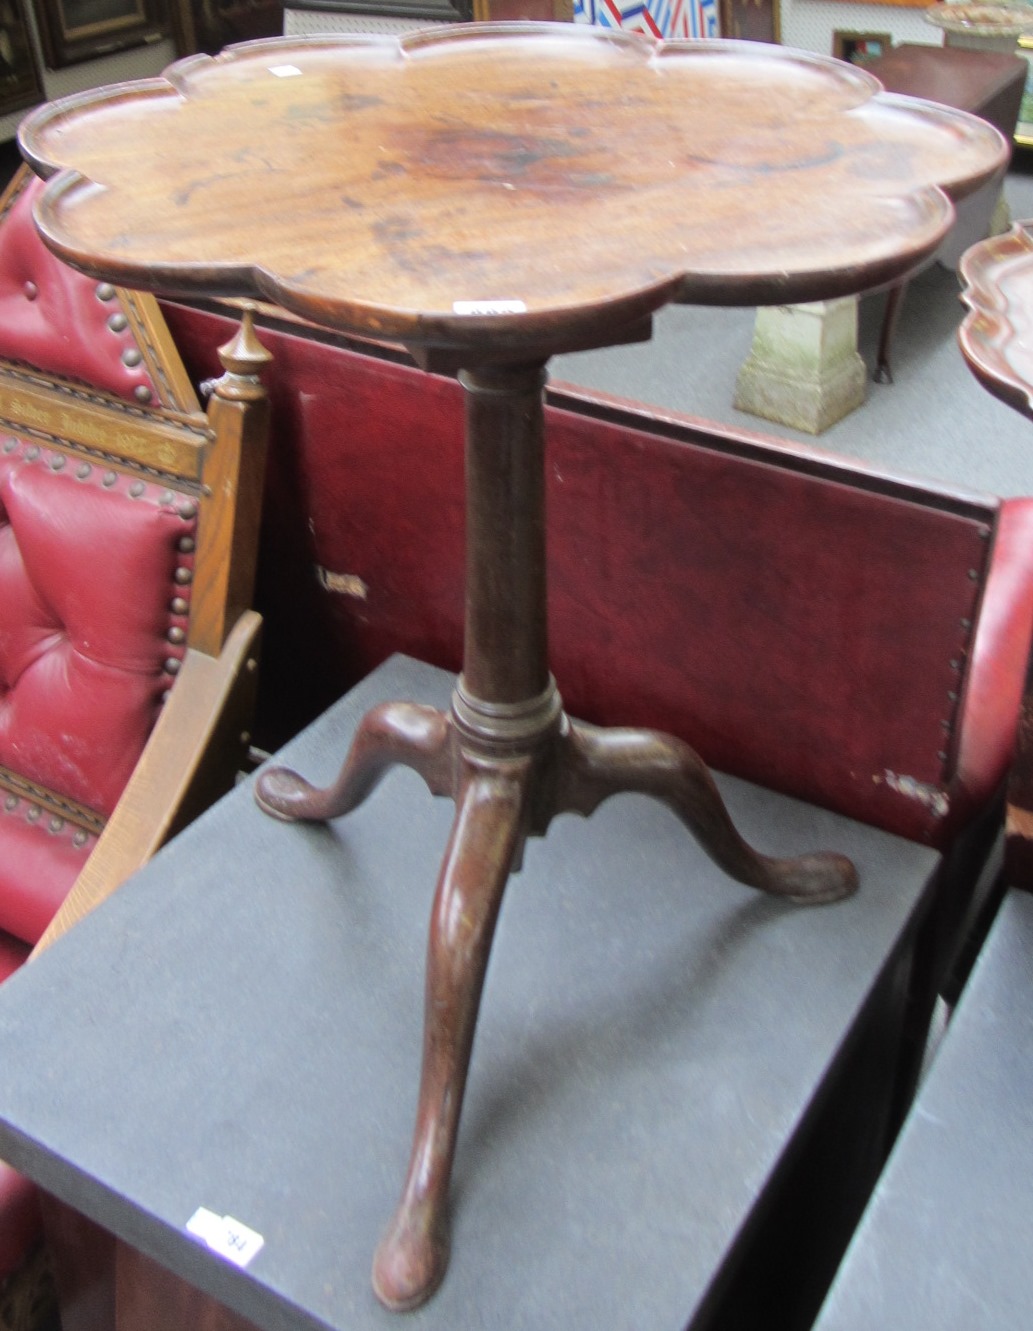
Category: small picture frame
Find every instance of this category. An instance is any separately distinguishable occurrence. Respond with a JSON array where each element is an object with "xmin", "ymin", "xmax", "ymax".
[
  {"xmin": 833, "ymin": 31, "xmax": 892, "ymax": 65},
  {"xmin": 0, "ymin": 0, "xmax": 44, "ymax": 116},
  {"xmin": 35, "ymin": 0, "xmax": 169, "ymax": 69}
]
